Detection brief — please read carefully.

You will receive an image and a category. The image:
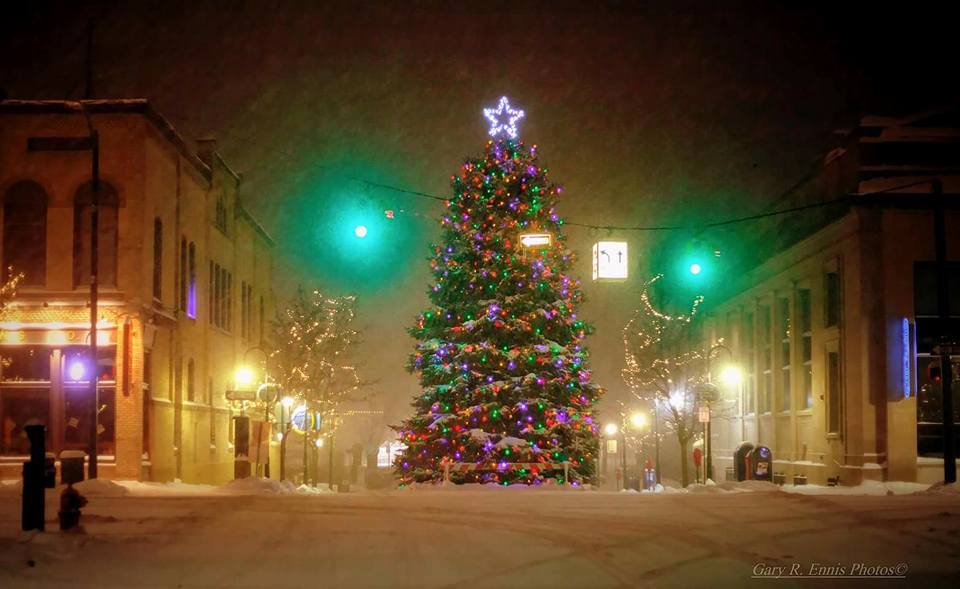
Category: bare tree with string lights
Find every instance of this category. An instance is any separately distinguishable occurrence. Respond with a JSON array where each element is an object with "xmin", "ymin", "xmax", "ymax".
[
  {"xmin": 621, "ymin": 274, "xmax": 711, "ymax": 487},
  {"xmin": 269, "ymin": 288, "xmax": 364, "ymax": 474}
]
